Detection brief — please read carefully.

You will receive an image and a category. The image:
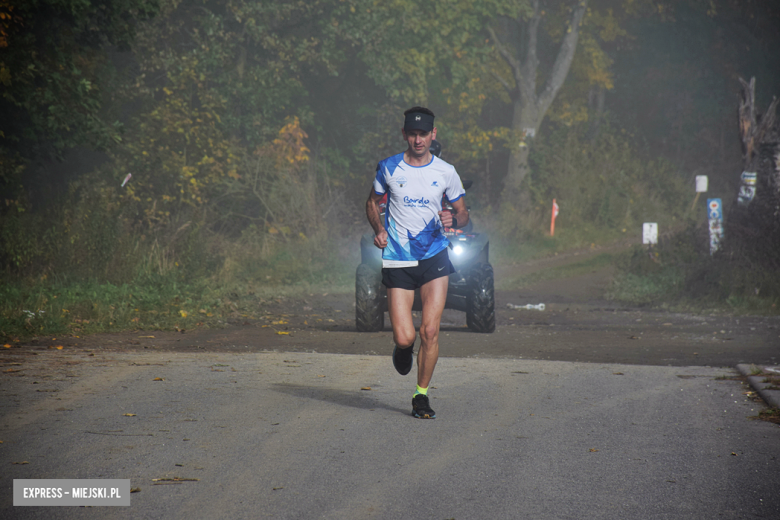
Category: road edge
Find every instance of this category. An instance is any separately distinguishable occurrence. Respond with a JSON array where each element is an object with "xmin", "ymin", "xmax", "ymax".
[{"xmin": 736, "ymin": 363, "xmax": 780, "ymax": 409}]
